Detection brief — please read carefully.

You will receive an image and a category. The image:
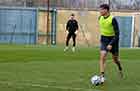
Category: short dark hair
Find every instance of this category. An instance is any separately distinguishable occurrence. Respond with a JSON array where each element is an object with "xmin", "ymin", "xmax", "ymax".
[
  {"xmin": 100, "ymin": 4, "xmax": 110, "ymax": 11},
  {"xmin": 71, "ymin": 13, "xmax": 75, "ymax": 16}
]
